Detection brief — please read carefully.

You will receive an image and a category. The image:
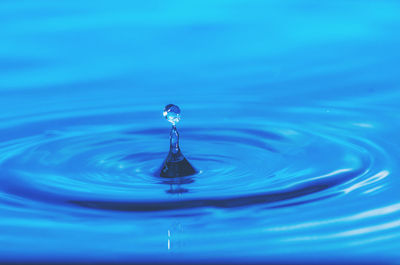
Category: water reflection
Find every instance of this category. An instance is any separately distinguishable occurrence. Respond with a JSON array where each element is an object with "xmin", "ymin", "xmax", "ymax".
[{"xmin": 161, "ymin": 176, "xmax": 194, "ymax": 194}]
